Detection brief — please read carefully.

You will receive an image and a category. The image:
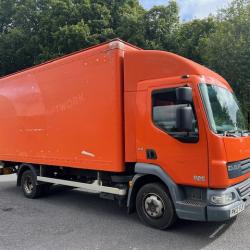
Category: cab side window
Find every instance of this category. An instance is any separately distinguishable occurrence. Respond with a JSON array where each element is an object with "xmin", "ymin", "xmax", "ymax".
[{"xmin": 152, "ymin": 88, "xmax": 198, "ymax": 142}]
